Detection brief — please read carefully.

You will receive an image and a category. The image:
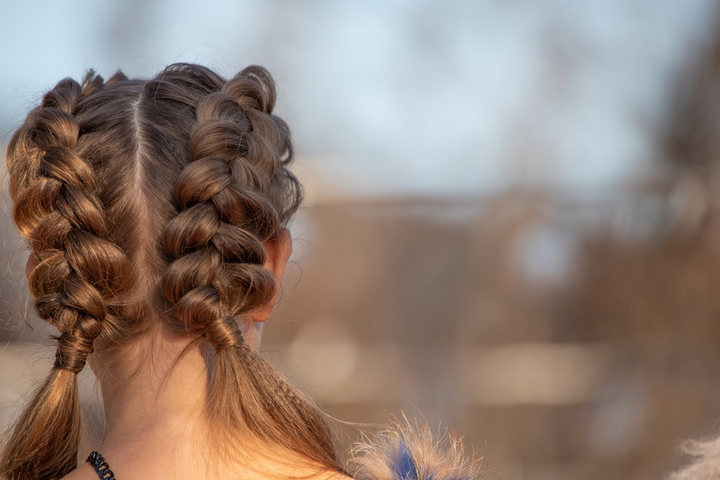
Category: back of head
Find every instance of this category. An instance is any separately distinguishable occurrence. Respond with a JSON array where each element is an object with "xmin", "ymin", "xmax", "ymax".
[{"xmin": 1, "ymin": 64, "xmax": 339, "ymax": 479}]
